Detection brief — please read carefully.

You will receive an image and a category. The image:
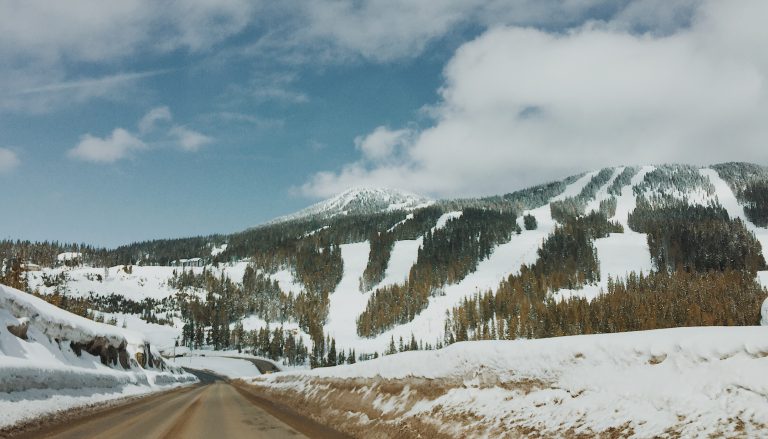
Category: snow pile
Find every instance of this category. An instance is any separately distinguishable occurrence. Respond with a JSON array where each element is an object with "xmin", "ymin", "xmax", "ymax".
[
  {"xmin": 0, "ymin": 283, "xmax": 195, "ymax": 429},
  {"xmin": 256, "ymin": 326, "xmax": 768, "ymax": 437}
]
